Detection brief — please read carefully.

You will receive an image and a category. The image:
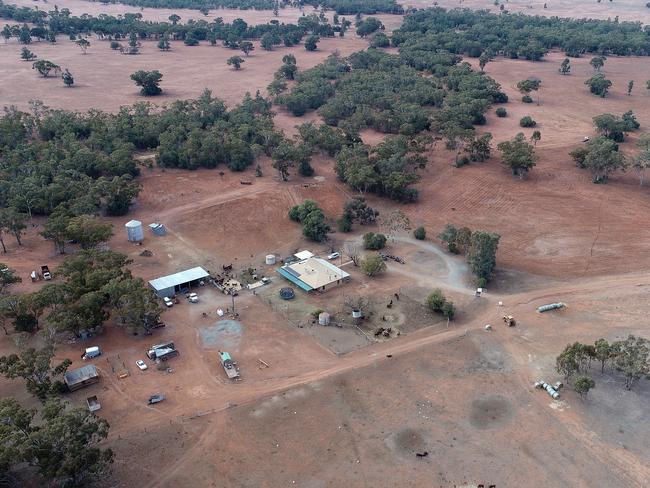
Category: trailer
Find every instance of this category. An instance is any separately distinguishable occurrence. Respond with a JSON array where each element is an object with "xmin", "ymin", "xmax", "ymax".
[
  {"xmin": 86, "ymin": 395, "xmax": 101, "ymax": 412},
  {"xmin": 219, "ymin": 351, "xmax": 240, "ymax": 380},
  {"xmin": 146, "ymin": 341, "xmax": 175, "ymax": 359},
  {"xmin": 151, "ymin": 348, "xmax": 179, "ymax": 361},
  {"xmin": 41, "ymin": 265, "xmax": 52, "ymax": 280}
]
